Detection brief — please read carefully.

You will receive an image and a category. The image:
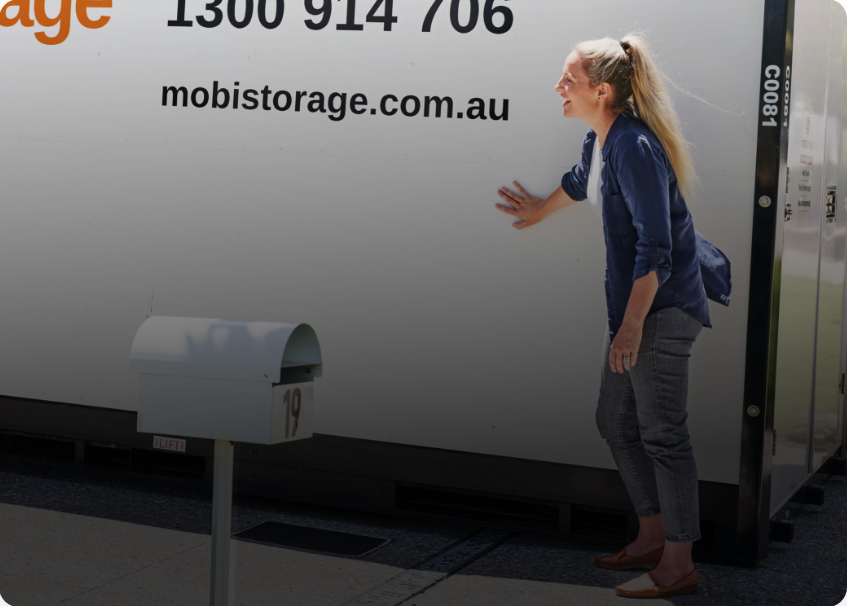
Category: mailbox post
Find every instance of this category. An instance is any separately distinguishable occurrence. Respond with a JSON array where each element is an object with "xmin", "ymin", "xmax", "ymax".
[{"xmin": 130, "ymin": 316, "xmax": 322, "ymax": 606}]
